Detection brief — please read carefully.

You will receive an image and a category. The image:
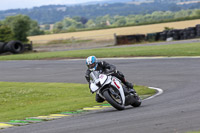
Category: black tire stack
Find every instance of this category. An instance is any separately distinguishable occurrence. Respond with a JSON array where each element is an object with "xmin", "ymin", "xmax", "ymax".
[
  {"xmin": 147, "ymin": 24, "xmax": 200, "ymax": 42},
  {"xmin": 159, "ymin": 32, "xmax": 166, "ymax": 41},
  {"xmin": 186, "ymin": 27, "xmax": 196, "ymax": 39},
  {"xmin": 179, "ymin": 30, "xmax": 185, "ymax": 40},
  {"xmin": 4, "ymin": 41, "xmax": 25, "ymax": 54},
  {"xmin": 172, "ymin": 29, "xmax": 181, "ymax": 40},
  {"xmin": 115, "ymin": 24, "xmax": 200, "ymax": 45},
  {"xmin": 0, "ymin": 42, "xmax": 6, "ymax": 54},
  {"xmin": 146, "ymin": 32, "xmax": 161, "ymax": 42},
  {"xmin": 196, "ymin": 24, "xmax": 200, "ymax": 37},
  {"xmin": 0, "ymin": 40, "xmax": 32, "ymax": 54},
  {"xmin": 116, "ymin": 34, "xmax": 145, "ymax": 45}
]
